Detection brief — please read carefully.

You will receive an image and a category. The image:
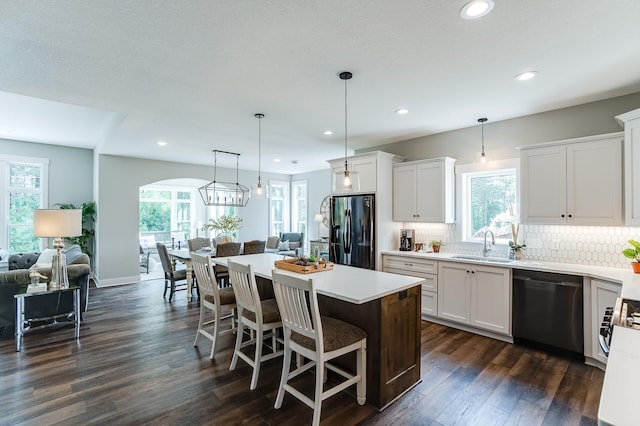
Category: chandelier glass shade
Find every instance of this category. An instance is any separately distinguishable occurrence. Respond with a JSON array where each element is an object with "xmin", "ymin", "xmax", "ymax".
[{"xmin": 199, "ymin": 150, "xmax": 250, "ymax": 207}]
